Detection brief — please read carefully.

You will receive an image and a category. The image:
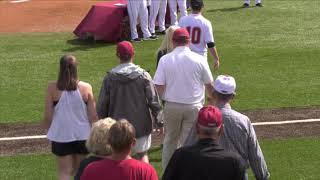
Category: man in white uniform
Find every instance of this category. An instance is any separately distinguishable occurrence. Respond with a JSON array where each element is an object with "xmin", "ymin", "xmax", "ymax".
[
  {"xmin": 243, "ymin": 0, "xmax": 262, "ymax": 7},
  {"xmin": 168, "ymin": 0, "xmax": 187, "ymax": 25},
  {"xmin": 127, "ymin": 0, "xmax": 158, "ymax": 42},
  {"xmin": 149, "ymin": 0, "xmax": 168, "ymax": 35},
  {"xmin": 153, "ymin": 28, "xmax": 214, "ymax": 170},
  {"xmin": 179, "ymin": 0, "xmax": 220, "ymax": 69}
]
